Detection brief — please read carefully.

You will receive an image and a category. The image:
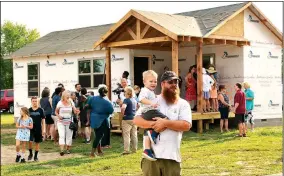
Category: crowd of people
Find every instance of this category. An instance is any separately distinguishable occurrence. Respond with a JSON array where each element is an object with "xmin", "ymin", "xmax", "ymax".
[{"xmin": 14, "ymin": 68, "xmax": 254, "ymax": 176}]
